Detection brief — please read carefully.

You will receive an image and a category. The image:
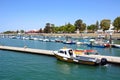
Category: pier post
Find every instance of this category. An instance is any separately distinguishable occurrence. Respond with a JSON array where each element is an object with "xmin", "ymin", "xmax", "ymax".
[{"xmin": 109, "ymin": 33, "xmax": 112, "ymax": 47}]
